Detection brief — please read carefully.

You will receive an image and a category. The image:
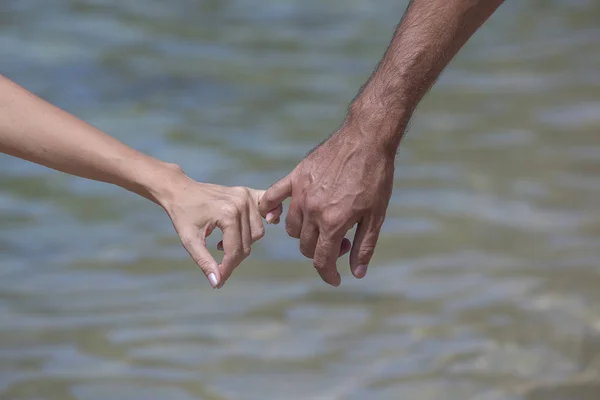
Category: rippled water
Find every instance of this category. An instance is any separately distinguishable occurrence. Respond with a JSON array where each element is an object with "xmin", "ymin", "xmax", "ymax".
[{"xmin": 2, "ymin": 1, "xmax": 600, "ymax": 399}]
